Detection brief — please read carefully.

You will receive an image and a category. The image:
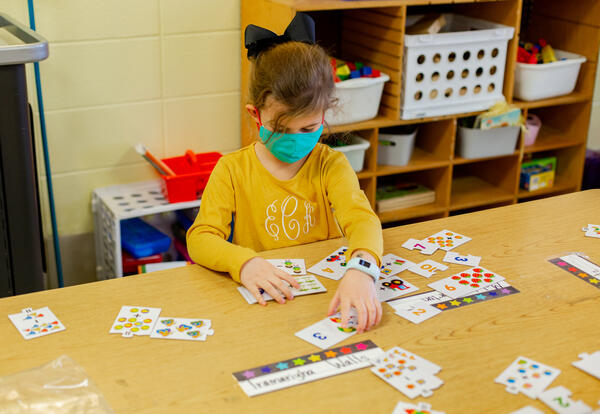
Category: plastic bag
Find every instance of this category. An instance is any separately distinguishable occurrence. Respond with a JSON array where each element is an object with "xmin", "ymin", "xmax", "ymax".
[{"xmin": 0, "ymin": 355, "xmax": 114, "ymax": 414}]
